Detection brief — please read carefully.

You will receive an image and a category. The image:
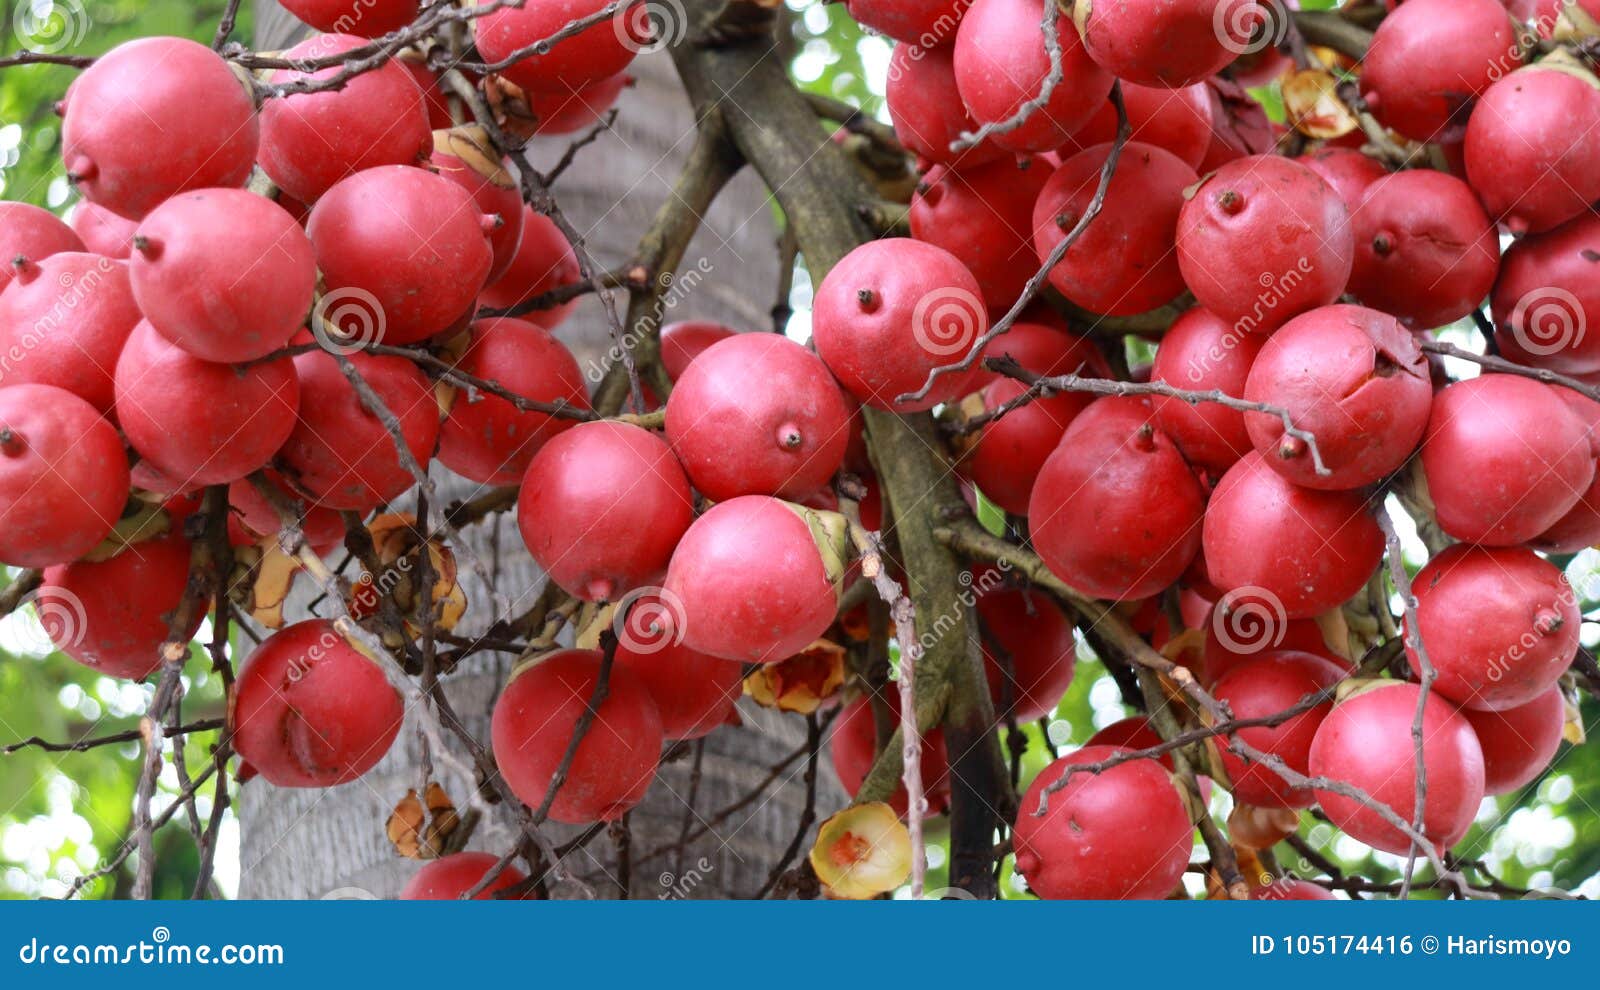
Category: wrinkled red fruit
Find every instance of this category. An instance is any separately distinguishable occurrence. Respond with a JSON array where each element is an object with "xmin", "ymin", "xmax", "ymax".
[
  {"xmin": 1464, "ymin": 686, "xmax": 1566, "ymax": 796},
  {"xmin": 0, "ymin": 203, "xmax": 83, "ymax": 289},
  {"xmin": 659, "ymin": 321, "xmax": 735, "ymax": 381},
  {"xmin": 228, "ymin": 474, "xmax": 345, "ymax": 556},
  {"xmin": 910, "ymin": 157, "xmax": 1052, "ymax": 312},
  {"xmin": 887, "ymin": 42, "xmax": 1005, "ymax": 167},
  {"xmin": 281, "ymin": 0, "xmax": 421, "ymax": 36},
  {"xmin": 278, "ymin": 349, "xmax": 441, "ymax": 511},
  {"xmin": 1176, "ymin": 155, "xmax": 1353, "ymax": 334},
  {"xmin": 1204, "ymin": 450, "xmax": 1383, "ymax": 619},
  {"xmin": 399, "ymin": 852, "xmax": 531, "ymax": 900},
  {"xmin": 1013, "ymin": 746, "xmax": 1192, "ymax": 899},
  {"xmin": 1029, "ymin": 397, "xmax": 1205, "ymax": 600},
  {"xmin": 1534, "ymin": 388, "xmax": 1600, "ymax": 552},
  {"xmin": 1149, "ymin": 306, "xmax": 1265, "ymax": 475},
  {"xmin": 1361, "ymin": 0, "xmax": 1521, "ymax": 142},
  {"xmin": 234, "ymin": 619, "xmax": 405, "ymax": 787},
  {"xmin": 518, "ymin": 421, "xmax": 693, "ymax": 602},
  {"xmin": 260, "ymin": 35, "xmax": 431, "ymax": 204},
  {"xmin": 1066, "ymin": 82, "xmax": 1212, "ymax": 169},
  {"xmin": 1243, "ymin": 304, "xmax": 1432, "ymax": 490},
  {"xmin": 430, "ymin": 130, "xmax": 525, "ymax": 284},
  {"xmin": 1309, "ymin": 682, "xmax": 1485, "ymax": 855},
  {"xmin": 830, "ymin": 692, "xmax": 951, "ymax": 818},
  {"xmin": 1464, "ymin": 63, "xmax": 1600, "ymax": 234},
  {"xmin": 846, "ymin": 0, "xmax": 968, "ymax": 43},
  {"xmin": 953, "ymin": 0, "xmax": 1112, "ymax": 152},
  {"xmin": 1421, "ymin": 375, "xmax": 1593, "ymax": 545},
  {"xmin": 438, "ymin": 317, "xmax": 590, "ymax": 485},
  {"xmin": 129, "ymin": 189, "xmax": 316, "ymax": 363},
  {"xmin": 958, "ymin": 378, "xmax": 1087, "ymax": 516},
  {"xmin": 308, "ymin": 165, "xmax": 496, "ymax": 346},
  {"xmin": 490, "ymin": 648, "xmax": 663, "ymax": 824},
  {"xmin": 1492, "ymin": 212, "xmax": 1600, "ymax": 375},
  {"xmin": 666, "ymin": 334, "xmax": 851, "ymax": 501},
  {"xmin": 61, "ymin": 37, "xmax": 258, "ymax": 219},
  {"xmin": 1297, "ymin": 147, "xmax": 1389, "ymax": 213},
  {"xmin": 975, "ymin": 574, "xmax": 1076, "ymax": 721},
  {"xmin": 473, "ymin": 0, "xmax": 638, "ymax": 95},
  {"xmin": 1197, "ymin": 77, "xmax": 1276, "ymax": 173},
  {"xmin": 1214, "ymin": 652, "xmax": 1345, "ymax": 809},
  {"xmin": 1073, "ymin": 0, "xmax": 1262, "ymax": 87},
  {"xmin": 1408, "ymin": 545, "xmax": 1579, "ymax": 712},
  {"xmin": 0, "ymin": 252, "xmax": 140, "ymax": 412},
  {"xmin": 477, "ymin": 206, "xmax": 582, "ymax": 325},
  {"xmin": 614, "ymin": 595, "xmax": 742, "ymax": 741},
  {"xmin": 38, "ymin": 535, "xmax": 201, "ymax": 679},
  {"xmin": 0, "ymin": 384, "xmax": 128, "ymax": 567},
  {"xmin": 811, "ymin": 238, "xmax": 986, "ymax": 413},
  {"xmin": 69, "ymin": 202, "xmax": 137, "ymax": 260},
  {"xmin": 663, "ymin": 496, "xmax": 845, "ymax": 664}
]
